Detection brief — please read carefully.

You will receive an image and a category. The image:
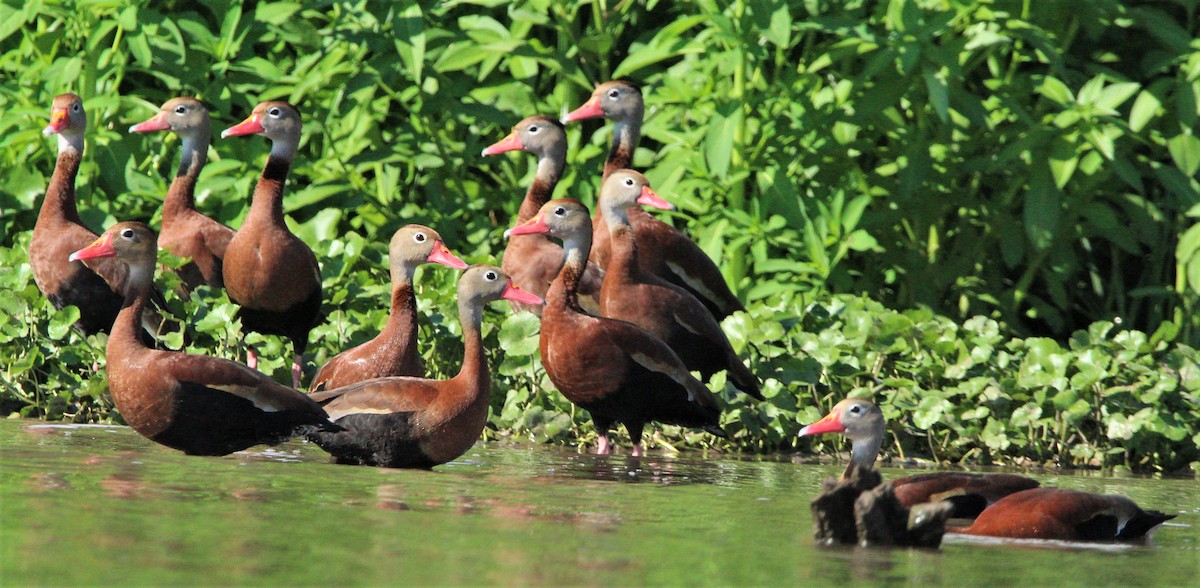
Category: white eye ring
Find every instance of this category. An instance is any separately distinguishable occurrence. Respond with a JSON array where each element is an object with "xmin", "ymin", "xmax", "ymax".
[
  {"xmin": 268, "ymin": 107, "xmax": 282, "ymax": 117},
  {"xmin": 554, "ymin": 206, "xmax": 566, "ymax": 216},
  {"xmin": 624, "ymin": 178, "xmax": 635, "ymax": 186},
  {"xmin": 850, "ymin": 405, "xmax": 862, "ymax": 414},
  {"xmin": 121, "ymin": 229, "xmax": 135, "ymax": 239},
  {"xmin": 72, "ymin": 103, "xmax": 81, "ymax": 112},
  {"xmin": 413, "ymin": 232, "xmax": 427, "ymax": 243},
  {"xmin": 175, "ymin": 105, "xmax": 187, "ymax": 114},
  {"xmin": 485, "ymin": 271, "xmax": 497, "ymax": 281},
  {"xmin": 608, "ymin": 89, "xmax": 619, "ymax": 99},
  {"xmin": 528, "ymin": 125, "xmax": 539, "ymax": 133}
]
